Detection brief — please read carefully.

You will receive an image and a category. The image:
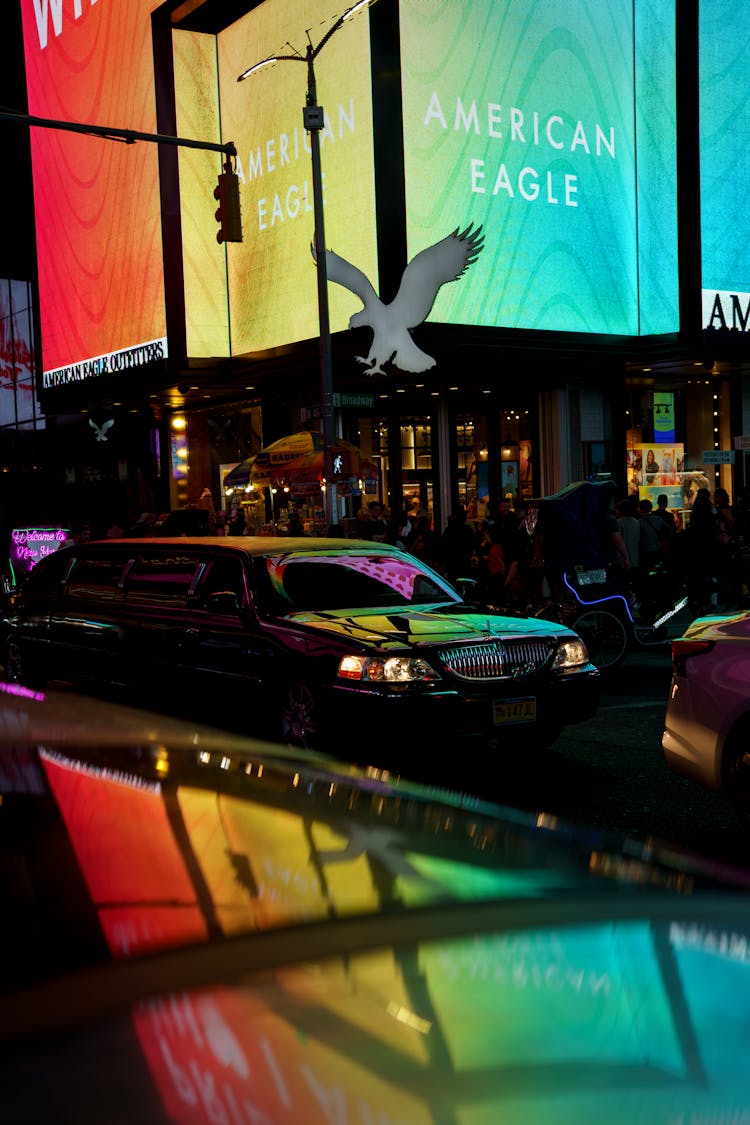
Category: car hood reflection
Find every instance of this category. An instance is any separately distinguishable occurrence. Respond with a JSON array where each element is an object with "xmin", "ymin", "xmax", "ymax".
[
  {"xmin": 4, "ymin": 688, "xmax": 750, "ymax": 1123},
  {"xmin": 285, "ymin": 606, "xmax": 568, "ymax": 646}
]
